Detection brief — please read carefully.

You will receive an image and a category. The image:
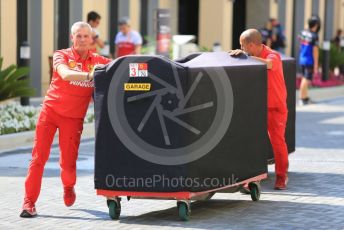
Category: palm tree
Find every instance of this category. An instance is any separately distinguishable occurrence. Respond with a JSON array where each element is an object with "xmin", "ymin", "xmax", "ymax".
[{"xmin": 0, "ymin": 57, "xmax": 35, "ymax": 102}]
